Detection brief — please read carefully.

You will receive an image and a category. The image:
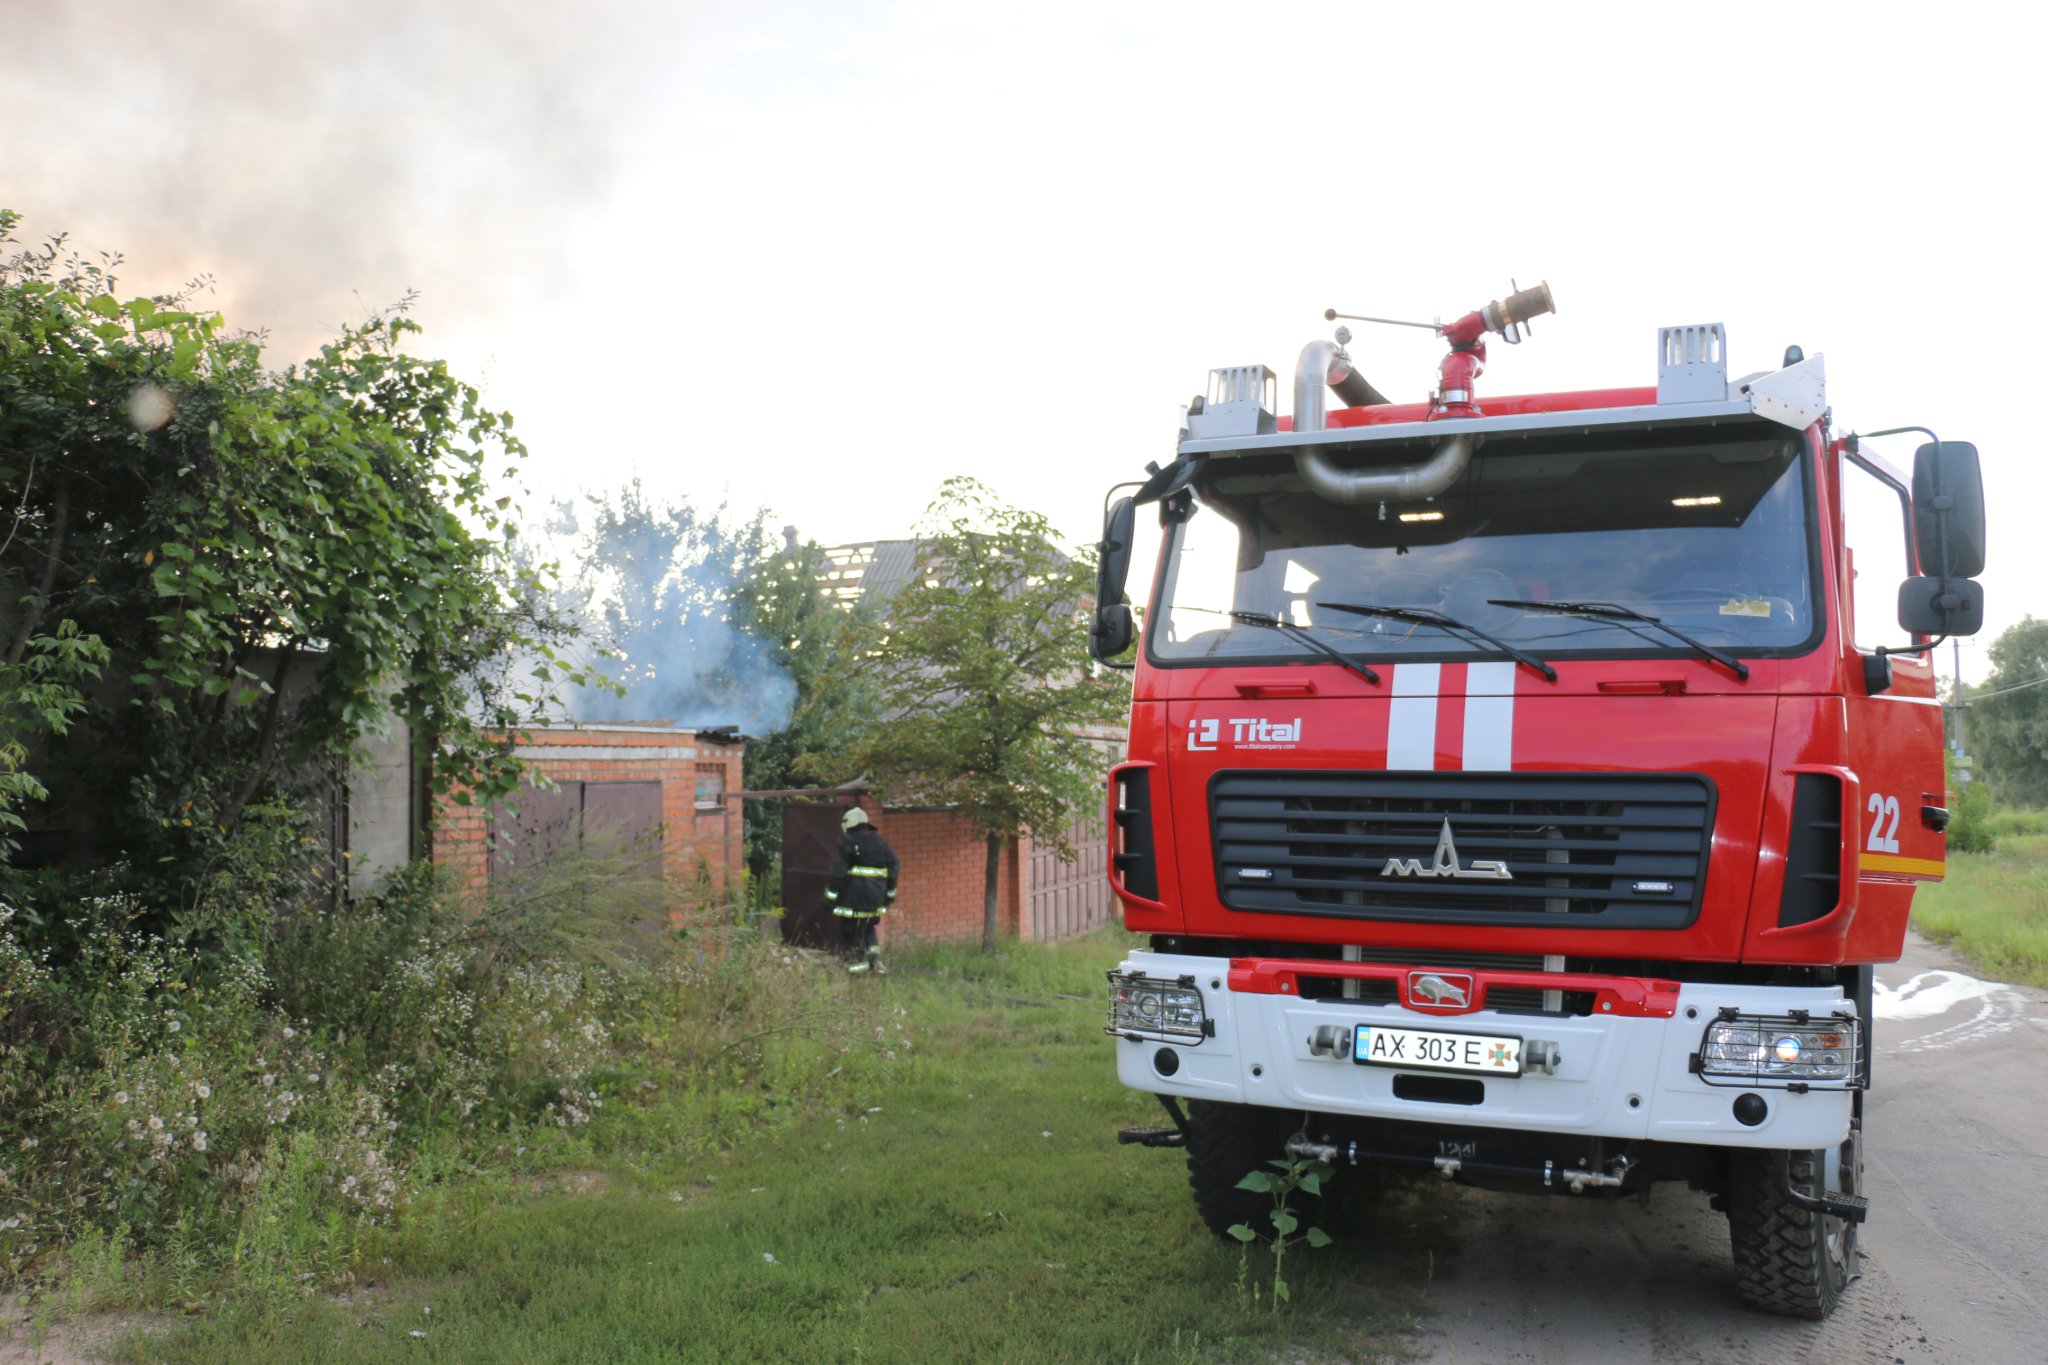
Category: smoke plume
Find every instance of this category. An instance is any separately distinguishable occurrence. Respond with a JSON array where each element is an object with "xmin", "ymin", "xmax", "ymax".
[
  {"xmin": 0, "ymin": 0, "xmax": 690, "ymax": 359},
  {"xmin": 547, "ymin": 486, "xmax": 797, "ymax": 738}
]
